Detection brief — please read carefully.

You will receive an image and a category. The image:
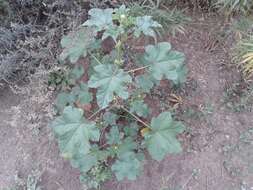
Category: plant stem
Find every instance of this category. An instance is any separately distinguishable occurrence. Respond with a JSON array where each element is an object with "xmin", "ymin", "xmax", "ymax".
[
  {"xmin": 88, "ymin": 107, "xmax": 106, "ymax": 120},
  {"xmin": 126, "ymin": 65, "xmax": 150, "ymax": 73},
  {"xmin": 120, "ymin": 106, "xmax": 151, "ymax": 129},
  {"xmin": 90, "ymin": 53, "xmax": 102, "ymax": 64}
]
